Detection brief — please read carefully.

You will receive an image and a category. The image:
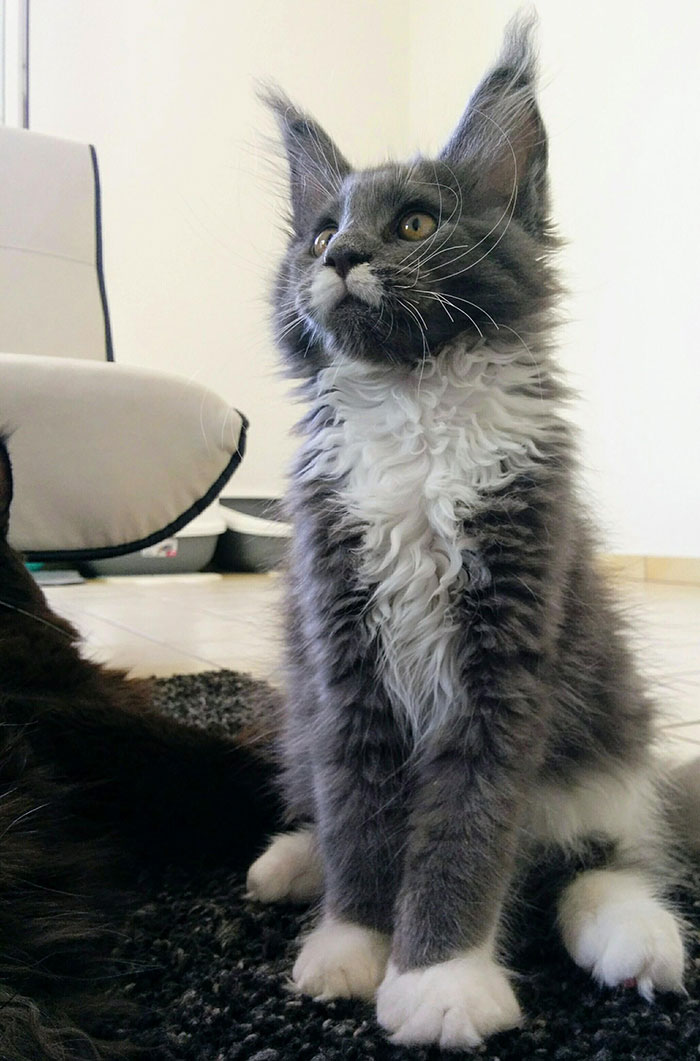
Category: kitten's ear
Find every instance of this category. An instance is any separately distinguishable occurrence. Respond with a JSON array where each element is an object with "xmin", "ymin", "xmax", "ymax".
[
  {"xmin": 261, "ymin": 87, "xmax": 351, "ymax": 234},
  {"xmin": 0, "ymin": 436, "xmax": 14, "ymax": 539},
  {"xmin": 439, "ymin": 14, "xmax": 549, "ymax": 233}
]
